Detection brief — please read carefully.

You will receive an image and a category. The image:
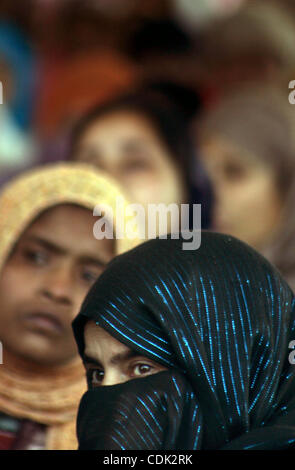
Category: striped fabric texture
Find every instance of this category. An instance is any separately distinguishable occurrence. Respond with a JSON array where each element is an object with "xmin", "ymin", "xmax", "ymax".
[{"xmin": 73, "ymin": 232, "xmax": 295, "ymax": 449}]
